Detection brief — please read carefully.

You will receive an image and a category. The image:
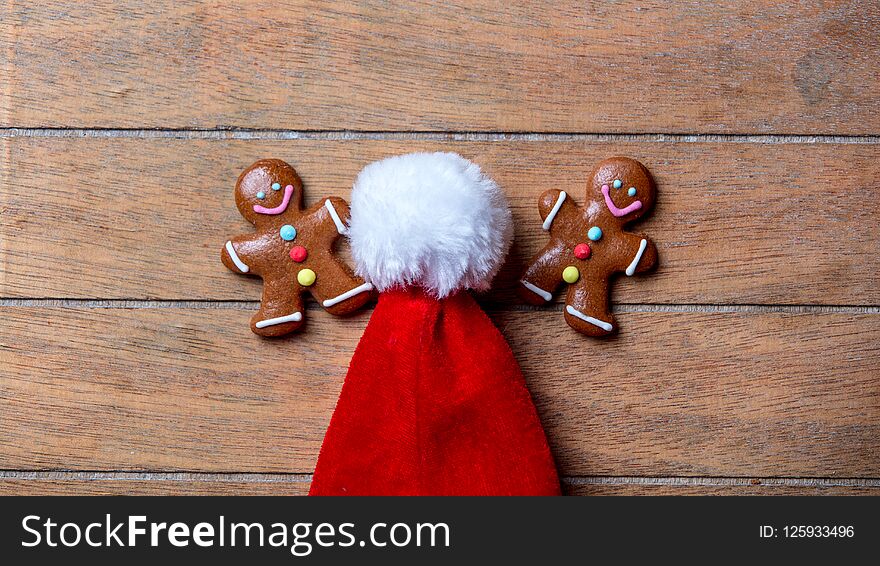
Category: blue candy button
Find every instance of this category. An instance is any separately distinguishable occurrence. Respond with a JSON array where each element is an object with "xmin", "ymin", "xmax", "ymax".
[
  {"xmin": 271, "ymin": 182, "xmax": 281, "ymax": 191},
  {"xmin": 256, "ymin": 191, "xmax": 266, "ymax": 199},
  {"xmin": 612, "ymin": 179, "xmax": 622, "ymax": 189},
  {"xmin": 588, "ymin": 226, "xmax": 602, "ymax": 241},
  {"xmin": 279, "ymin": 225, "xmax": 297, "ymax": 241},
  {"xmin": 627, "ymin": 187, "xmax": 637, "ymax": 197}
]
